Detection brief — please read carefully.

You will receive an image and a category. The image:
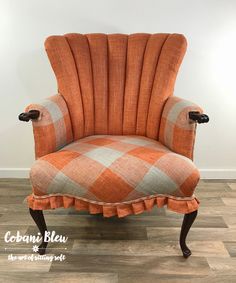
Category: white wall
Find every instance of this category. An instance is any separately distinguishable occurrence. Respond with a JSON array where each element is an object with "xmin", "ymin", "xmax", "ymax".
[{"xmin": 0, "ymin": 0, "xmax": 236, "ymax": 178}]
